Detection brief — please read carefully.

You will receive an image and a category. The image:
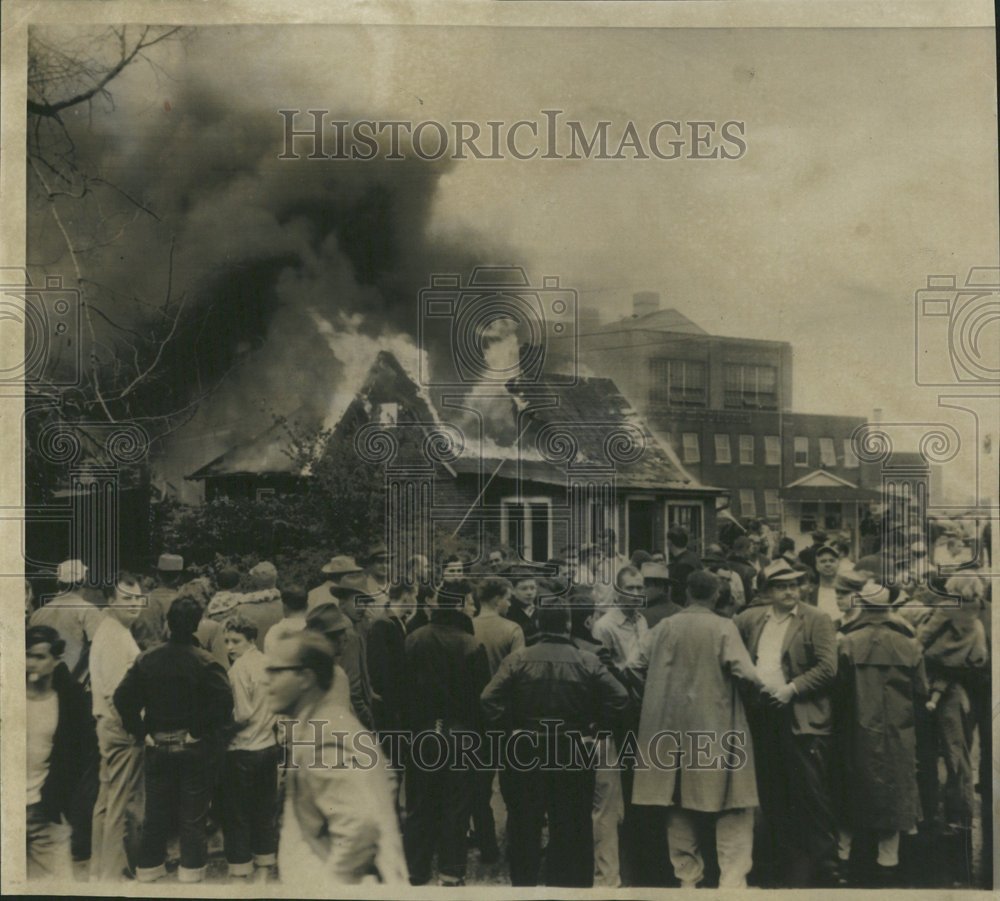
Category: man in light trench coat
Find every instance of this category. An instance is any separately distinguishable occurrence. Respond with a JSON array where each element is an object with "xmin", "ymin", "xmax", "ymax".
[{"xmin": 627, "ymin": 570, "xmax": 763, "ymax": 888}]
